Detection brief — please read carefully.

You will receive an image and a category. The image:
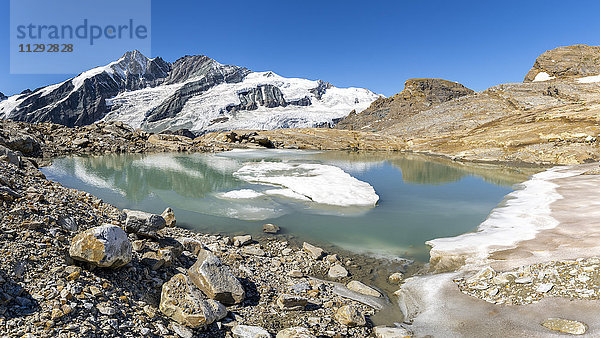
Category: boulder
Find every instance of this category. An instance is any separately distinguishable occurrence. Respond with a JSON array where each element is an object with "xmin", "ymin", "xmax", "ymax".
[
  {"xmin": 123, "ymin": 209, "xmax": 166, "ymax": 237},
  {"xmin": 373, "ymin": 326, "xmax": 412, "ymax": 338},
  {"xmin": 276, "ymin": 294, "xmax": 307, "ymax": 310},
  {"xmin": 6, "ymin": 133, "xmax": 41, "ymax": 155},
  {"xmin": 159, "ymin": 273, "xmax": 227, "ymax": 328},
  {"xmin": 188, "ymin": 249, "xmax": 245, "ymax": 305},
  {"xmin": 233, "ymin": 235, "xmax": 252, "ymax": 247},
  {"xmin": 232, "ymin": 325, "xmax": 271, "ymax": 338},
  {"xmin": 161, "ymin": 207, "xmax": 176, "ymax": 227},
  {"xmin": 541, "ymin": 318, "xmax": 587, "ymax": 335},
  {"xmin": 69, "ymin": 224, "xmax": 132, "ymax": 268},
  {"xmin": 334, "ymin": 305, "xmax": 366, "ymax": 327},
  {"xmin": 275, "ymin": 327, "xmax": 315, "ymax": 338},
  {"xmin": 0, "ymin": 145, "xmax": 21, "ymax": 167},
  {"xmin": 262, "ymin": 223, "xmax": 280, "ymax": 234},
  {"xmin": 302, "ymin": 242, "xmax": 324, "ymax": 260},
  {"xmin": 346, "ymin": 281, "xmax": 381, "ymax": 297},
  {"xmin": 328, "ymin": 264, "xmax": 349, "ymax": 279}
]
